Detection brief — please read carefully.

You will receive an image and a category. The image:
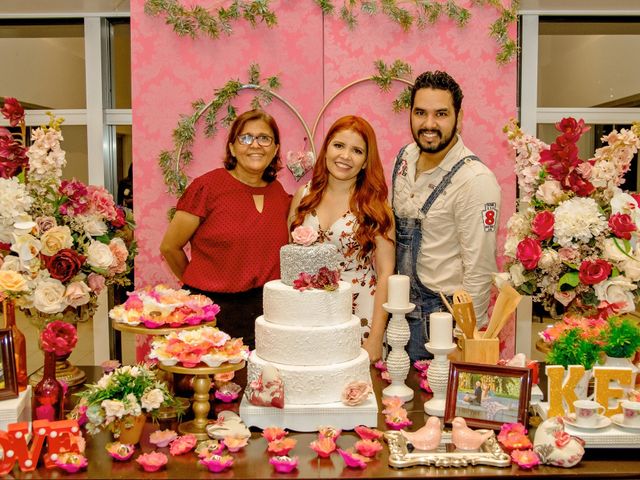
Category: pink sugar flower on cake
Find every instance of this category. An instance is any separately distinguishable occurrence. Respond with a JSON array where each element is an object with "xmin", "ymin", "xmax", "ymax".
[
  {"xmin": 262, "ymin": 426, "xmax": 287, "ymax": 442},
  {"xmin": 337, "ymin": 448, "xmax": 370, "ymax": 469},
  {"xmin": 354, "ymin": 439, "xmax": 383, "ymax": 458},
  {"xmin": 270, "ymin": 455, "xmax": 299, "ymax": 473},
  {"xmin": 267, "ymin": 437, "xmax": 297, "ymax": 456},
  {"xmin": 318, "ymin": 426, "xmax": 341, "ymax": 440},
  {"xmin": 105, "ymin": 442, "xmax": 135, "ymax": 461},
  {"xmin": 169, "ymin": 434, "xmax": 197, "ymax": 455},
  {"xmin": 310, "ymin": 436, "xmax": 336, "ymax": 458},
  {"xmin": 341, "ymin": 381, "xmax": 372, "ymax": 406},
  {"xmin": 199, "ymin": 454, "xmax": 234, "ymax": 473},
  {"xmin": 223, "ymin": 435, "xmax": 249, "ymax": 453},
  {"xmin": 354, "ymin": 425, "xmax": 383, "ymax": 441},
  {"xmin": 291, "ymin": 226, "xmax": 318, "ymax": 246},
  {"xmin": 55, "ymin": 452, "xmax": 88, "ymax": 473},
  {"xmin": 195, "ymin": 439, "xmax": 224, "ymax": 458},
  {"xmin": 136, "ymin": 452, "xmax": 168, "ymax": 472},
  {"xmin": 149, "ymin": 429, "xmax": 178, "ymax": 448}
]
